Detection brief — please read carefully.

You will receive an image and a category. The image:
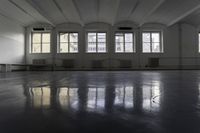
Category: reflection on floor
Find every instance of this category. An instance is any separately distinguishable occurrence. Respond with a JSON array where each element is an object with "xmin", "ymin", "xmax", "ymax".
[
  {"xmin": 29, "ymin": 87, "xmax": 51, "ymax": 109},
  {"xmin": 143, "ymin": 81, "xmax": 161, "ymax": 112},
  {"xmin": 26, "ymin": 85, "xmax": 161, "ymax": 113},
  {"xmin": 0, "ymin": 71, "xmax": 200, "ymax": 133},
  {"xmin": 58, "ymin": 87, "xmax": 79, "ymax": 110}
]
